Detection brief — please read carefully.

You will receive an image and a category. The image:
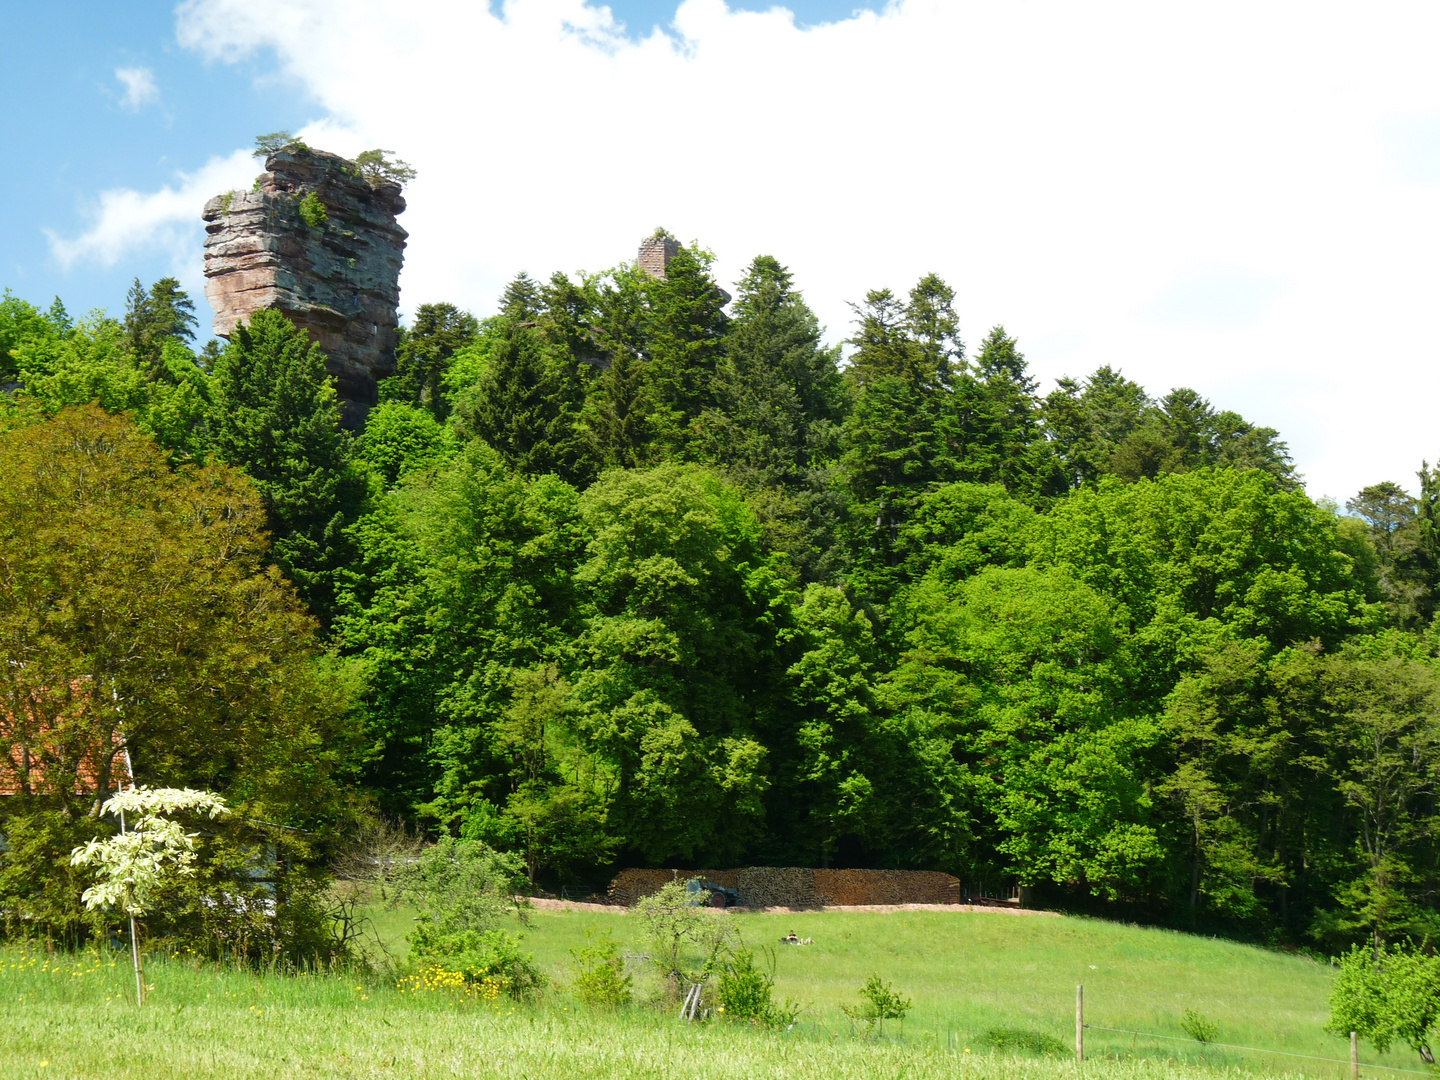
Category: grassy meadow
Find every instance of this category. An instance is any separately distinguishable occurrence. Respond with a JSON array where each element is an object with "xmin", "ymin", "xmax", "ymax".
[{"xmin": 2, "ymin": 903, "xmax": 1422, "ymax": 1080}]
